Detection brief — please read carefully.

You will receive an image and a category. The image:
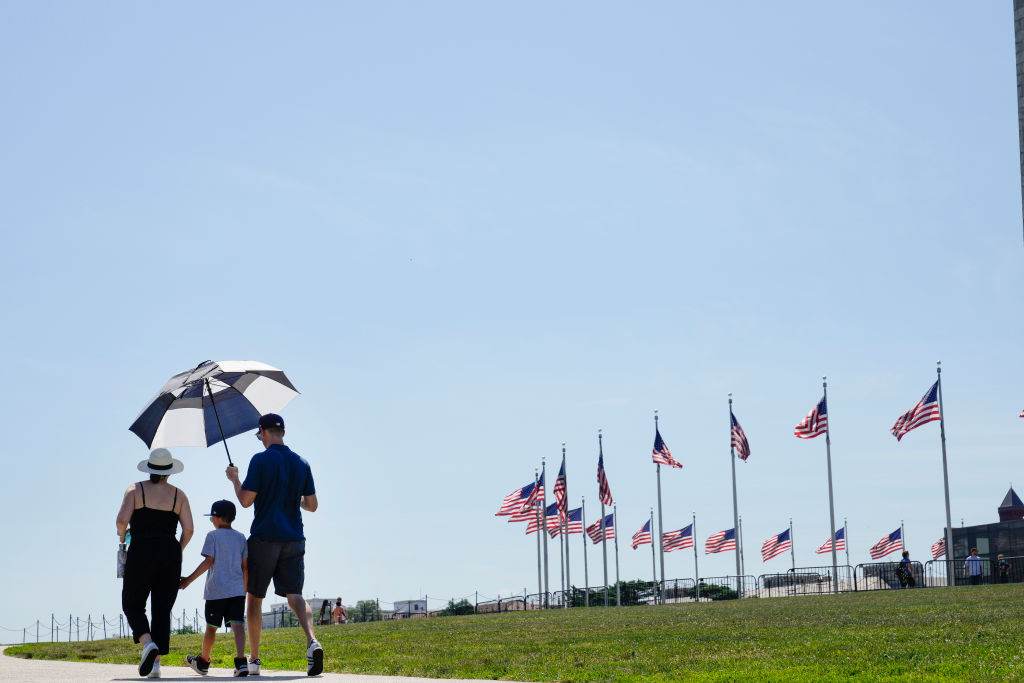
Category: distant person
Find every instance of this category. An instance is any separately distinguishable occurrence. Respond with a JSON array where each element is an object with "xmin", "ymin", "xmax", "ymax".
[
  {"xmin": 318, "ymin": 600, "xmax": 331, "ymax": 625},
  {"xmin": 180, "ymin": 500, "xmax": 249, "ymax": 678},
  {"xmin": 897, "ymin": 550, "xmax": 915, "ymax": 589},
  {"xmin": 332, "ymin": 599, "xmax": 347, "ymax": 624},
  {"xmin": 116, "ymin": 449, "xmax": 194, "ymax": 679},
  {"xmin": 997, "ymin": 554, "xmax": 1011, "ymax": 583},
  {"xmin": 965, "ymin": 547, "xmax": 984, "ymax": 585},
  {"xmin": 226, "ymin": 413, "xmax": 323, "ymax": 676}
]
